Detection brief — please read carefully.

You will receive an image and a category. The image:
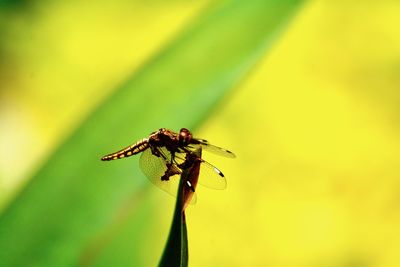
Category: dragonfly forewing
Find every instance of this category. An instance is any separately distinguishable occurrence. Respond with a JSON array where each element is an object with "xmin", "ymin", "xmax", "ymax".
[{"xmin": 192, "ymin": 138, "xmax": 236, "ymax": 158}]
